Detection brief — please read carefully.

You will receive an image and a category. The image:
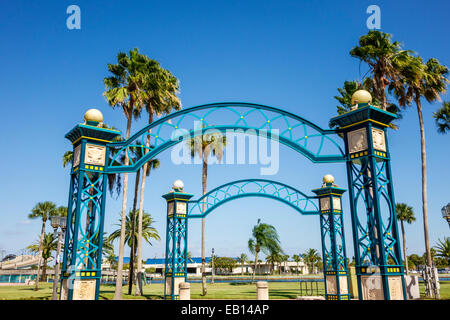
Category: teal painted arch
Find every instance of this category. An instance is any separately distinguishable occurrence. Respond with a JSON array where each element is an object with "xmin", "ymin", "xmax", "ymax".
[
  {"xmin": 106, "ymin": 102, "xmax": 345, "ymax": 173},
  {"xmin": 187, "ymin": 179, "xmax": 321, "ymax": 218}
]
